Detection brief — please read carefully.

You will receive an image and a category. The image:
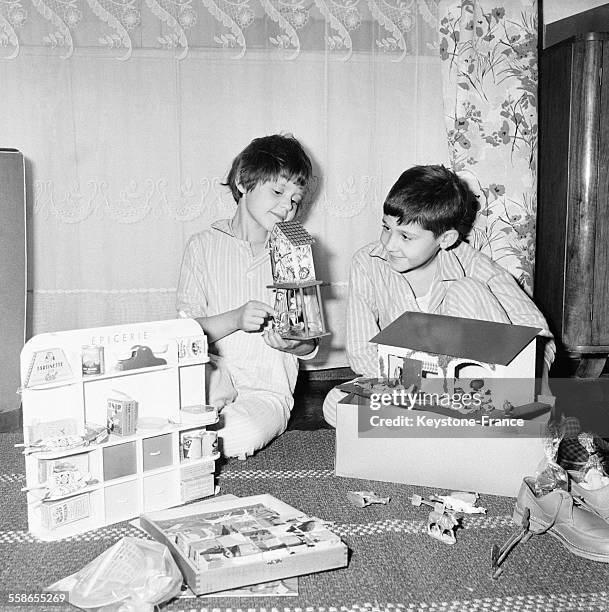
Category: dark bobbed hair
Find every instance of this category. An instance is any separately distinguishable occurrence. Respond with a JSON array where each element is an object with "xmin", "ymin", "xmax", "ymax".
[
  {"xmin": 383, "ymin": 165, "xmax": 469, "ymax": 237},
  {"xmin": 224, "ymin": 134, "xmax": 313, "ymax": 204}
]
